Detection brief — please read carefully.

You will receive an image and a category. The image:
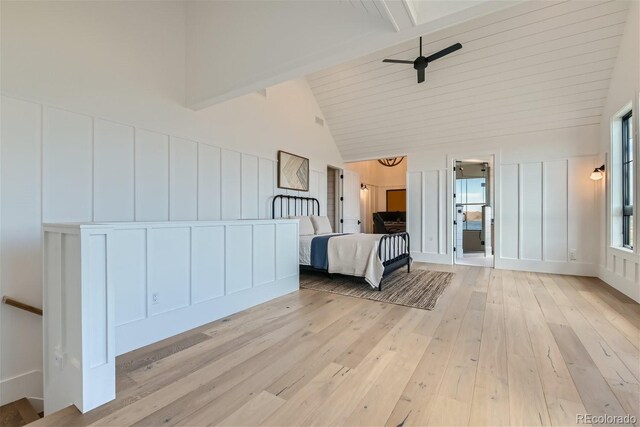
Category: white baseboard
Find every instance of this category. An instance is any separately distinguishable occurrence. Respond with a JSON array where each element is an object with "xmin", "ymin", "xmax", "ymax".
[
  {"xmin": 0, "ymin": 370, "xmax": 43, "ymax": 406},
  {"xmin": 495, "ymin": 258, "xmax": 597, "ymax": 276},
  {"xmin": 27, "ymin": 397, "xmax": 44, "ymax": 413},
  {"xmin": 598, "ymin": 266, "xmax": 640, "ymax": 303},
  {"xmin": 411, "ymin": 251, "xmax": 451, "ymax": 264},
  {"xmin": 412, "ymin": 251, "xmax": 598, "ymax": 277}
]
